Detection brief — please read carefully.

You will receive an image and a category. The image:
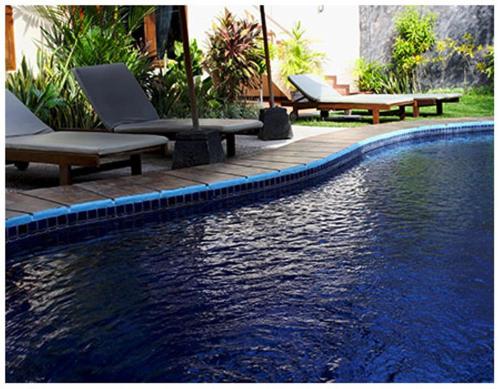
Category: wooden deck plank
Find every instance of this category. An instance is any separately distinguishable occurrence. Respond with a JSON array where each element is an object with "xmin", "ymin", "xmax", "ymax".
[
  {"xmin": 6, "ymin": 210, "xmax": 30, "ymax": 219},
  {"xmin": 239, "ymin": 153, "xmax": 319, "ymax": 164},
  {"xmin": 226, "ymin": 159, "xmax": 299, "ymax": 170},
  {"xmin": 190, "ymin": 163, "xmax": 276, "ymax": 177},
  {"xmin": 112, "ymin": 172, "xmax": 200, "ymax": 191},
  {"xmin": 312, "ymin": 132, "xmax": 373, "ymax": 143},
  {"xmin": 74, "ymin": 181, "xmax": 158, "ymax": 199},
  {"xmin": 276, "ymin": 143, "xmax": 343, "ymax": 153},
  {"xmin": 6, "ymin": 192, "xmax": 64, "ymax": 214},
  {"xmin": 21, "ymin": 186, "xmax": 107, "ymax": 206},
  {"xmin": 264, "ymin": 149, "xmax": 335, "ymax": 158},
  {"xmin": 162, "ymin": 169, "xmax": 245, "ymax": 185}
]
